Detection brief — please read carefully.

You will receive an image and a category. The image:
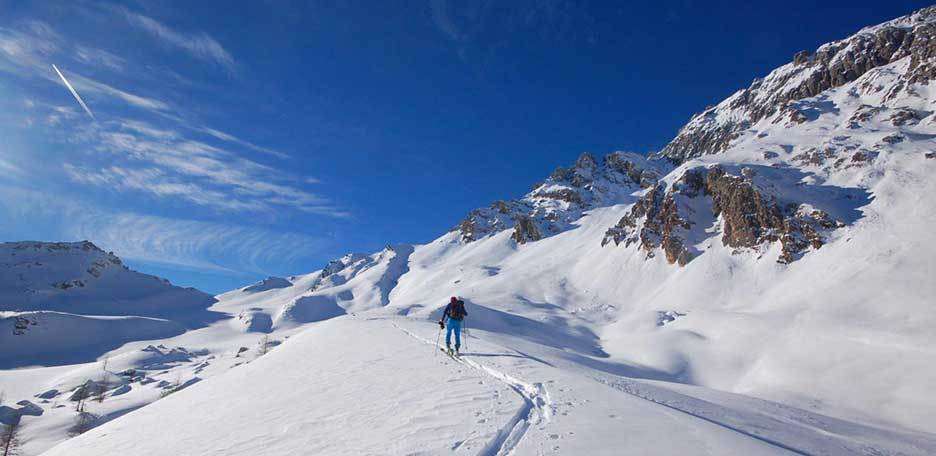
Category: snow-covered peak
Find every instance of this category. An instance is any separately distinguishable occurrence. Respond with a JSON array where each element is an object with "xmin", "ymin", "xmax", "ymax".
[
  {"xmin": 1, "ymin": 241, "xmax": 126, "ymax": 286},
  {"xmin": 0, "ymin": 240, "xmax": 214, "ymax": 318},
  {"xmin": 660, "ymin": 5, "xmax": 936, "ymax": 163}
]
